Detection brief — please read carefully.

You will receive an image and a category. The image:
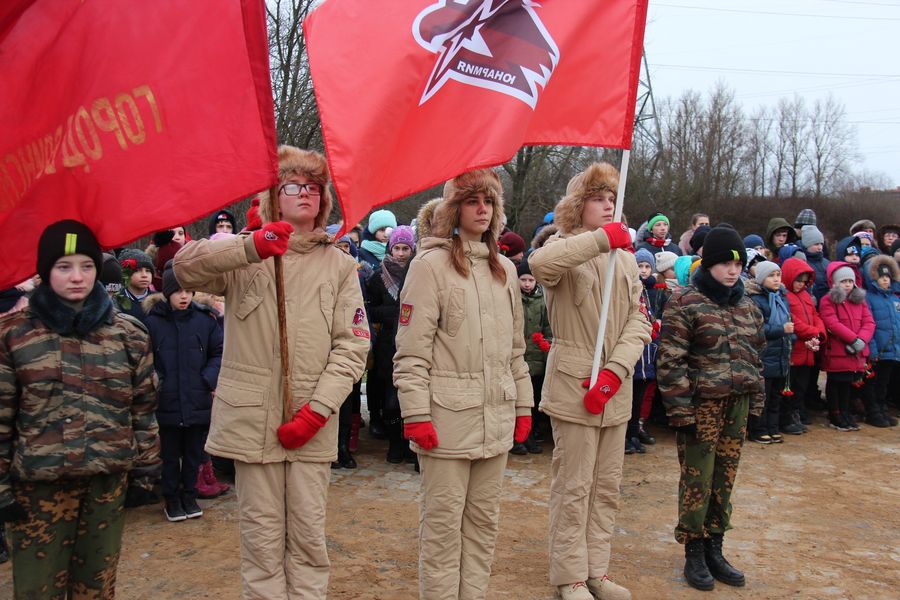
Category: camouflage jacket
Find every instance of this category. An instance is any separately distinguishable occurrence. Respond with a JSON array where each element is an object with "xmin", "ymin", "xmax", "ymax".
[
  {"xmin": 656, "ymin": 268, "xmax": 766, "ymax": 426},
  {"xmin": 0, "ymin": 283, "xmax": 160, "ymax": 507}
]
